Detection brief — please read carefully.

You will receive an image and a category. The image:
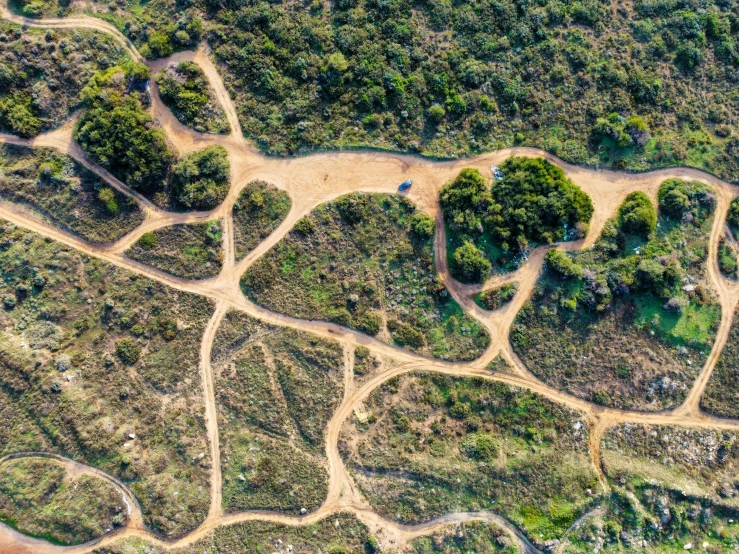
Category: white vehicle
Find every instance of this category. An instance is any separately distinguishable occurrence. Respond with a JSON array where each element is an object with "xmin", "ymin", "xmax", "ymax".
[{"xmin": 491, "ymin": 165, "xmax": 503, "ymax": 181}]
